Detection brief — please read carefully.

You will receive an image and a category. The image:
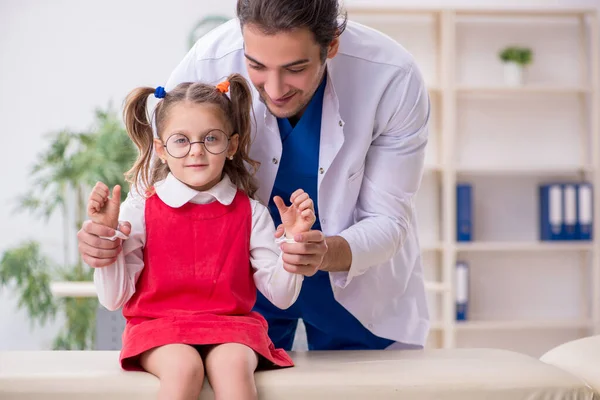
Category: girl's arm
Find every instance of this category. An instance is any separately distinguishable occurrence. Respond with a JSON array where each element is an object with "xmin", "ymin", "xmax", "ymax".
[
  {"xmin": 249, "ymin": 201, "xmax": 303, "ymax": 310},
  {"xmin": 92, "ymin": 190, "xmax": 146, "ymax": 311}
]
